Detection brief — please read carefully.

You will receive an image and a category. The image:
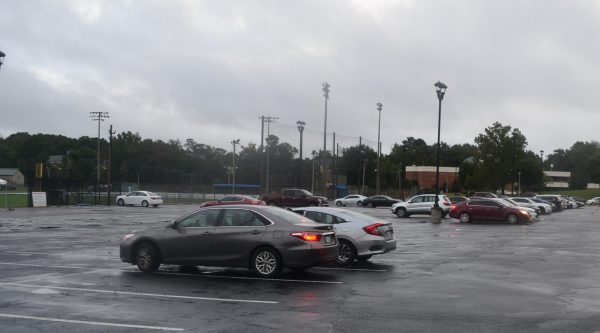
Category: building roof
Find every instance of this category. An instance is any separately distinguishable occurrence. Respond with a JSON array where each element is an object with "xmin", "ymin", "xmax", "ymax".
[
  {"xmin": 544, "ymin": 171, "xmax": 571, "ymax": 178},
  {"xmin": 0, "ymin": 168, "xmax": 20, "ymax": 176},
  {"xmin": 406, "ymin": 166, "xmax": 460, "ymax": 173},
  {"xmin": 48, "ymin": 155, "xmax": 64, "ymax": 164}
]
